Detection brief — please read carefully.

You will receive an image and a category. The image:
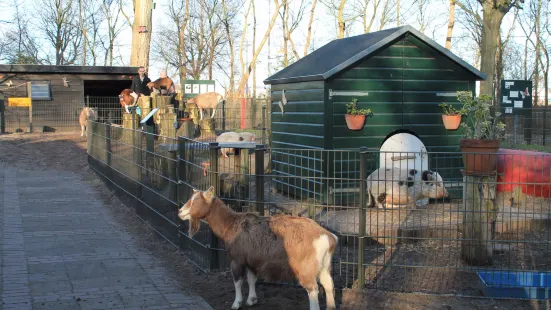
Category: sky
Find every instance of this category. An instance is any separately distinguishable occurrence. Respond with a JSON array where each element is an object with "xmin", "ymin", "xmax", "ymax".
[{"xmin": 2, "ymin": 0, "xmax": 528, "ymax": 96}]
